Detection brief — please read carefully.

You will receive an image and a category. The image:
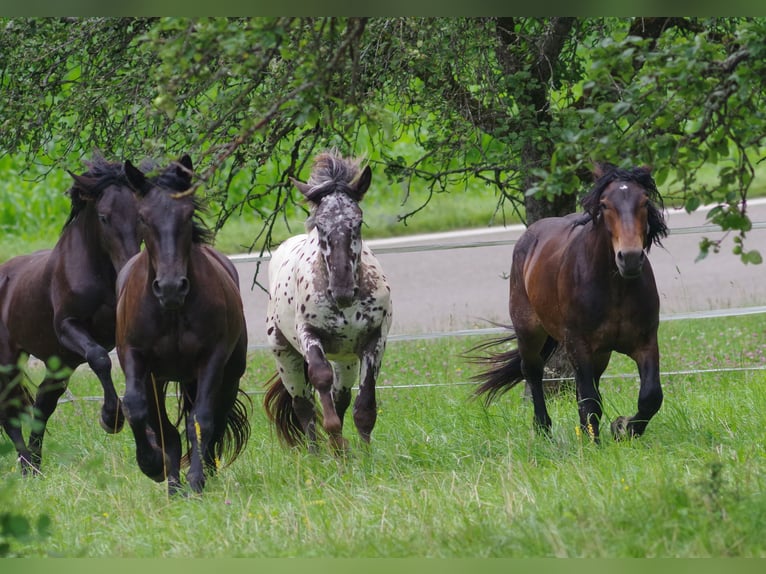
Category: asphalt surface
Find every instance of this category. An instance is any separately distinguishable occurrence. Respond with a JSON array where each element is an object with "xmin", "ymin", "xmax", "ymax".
[{"xmin": 233, "ymin": 200, "xmax": 766, "ymax": 348}]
